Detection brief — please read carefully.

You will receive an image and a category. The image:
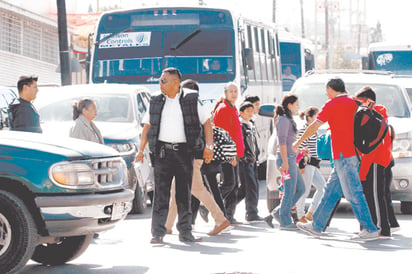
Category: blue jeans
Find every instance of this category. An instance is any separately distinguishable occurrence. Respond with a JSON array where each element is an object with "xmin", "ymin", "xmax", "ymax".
[
  {"xmin": 312, "ymin": 154, "xmax": 378, "ymax": 233},
  {"xmin": 273, "ymin": 153, "xmax": 305, "ymax": 226}
]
